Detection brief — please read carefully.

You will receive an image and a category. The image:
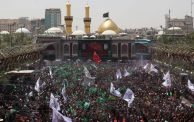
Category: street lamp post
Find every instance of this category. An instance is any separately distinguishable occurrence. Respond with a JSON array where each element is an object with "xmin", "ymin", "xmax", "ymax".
[
  {"xmin": 160, "ymin": 25, "xmax": 164, "ymax": 42},
  {"xmin": 9, "ymin": 24, "xmax": 12, "ymax": 47},
  {"xmin": 20, "ymin": 25, "xmax": 25, "ymax": 45},
  {"xmin": 172, "ymin": 20, "xmax": 175, "ymax": 42}
]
